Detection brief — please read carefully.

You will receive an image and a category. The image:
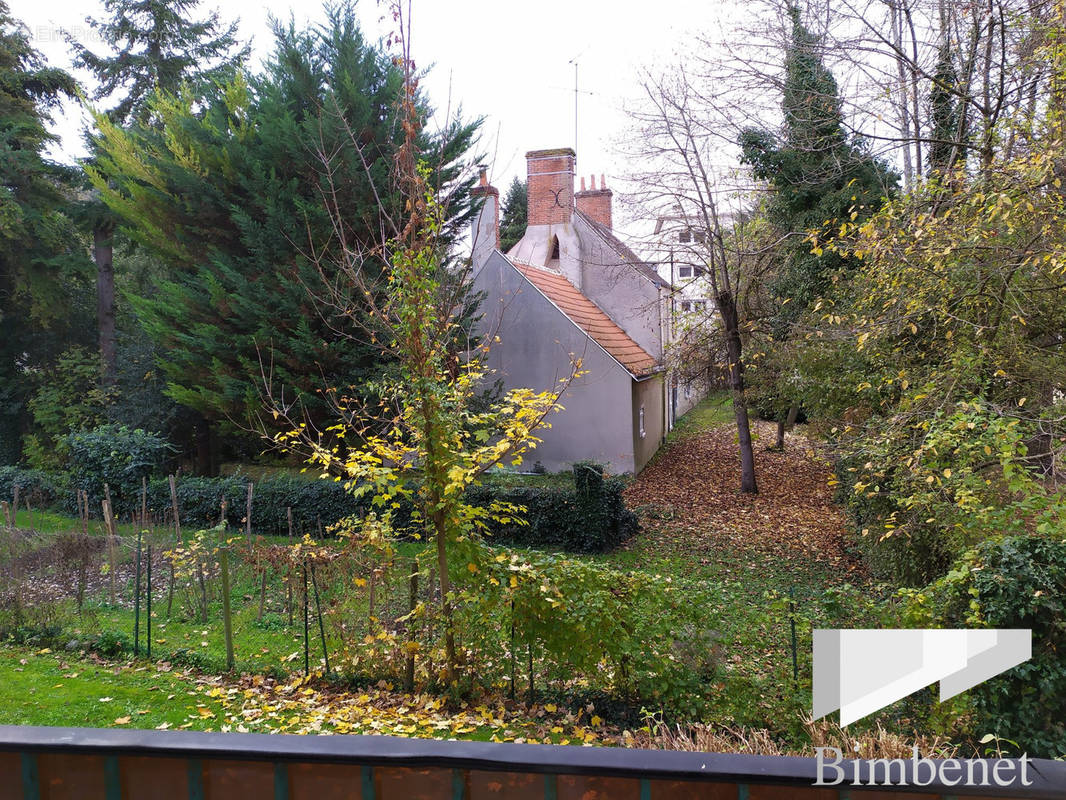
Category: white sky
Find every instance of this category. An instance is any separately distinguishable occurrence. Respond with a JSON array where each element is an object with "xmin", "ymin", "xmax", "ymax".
[{"xmin": 13, "ymin": 0, "xmax": 743, "ymax": 238}]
